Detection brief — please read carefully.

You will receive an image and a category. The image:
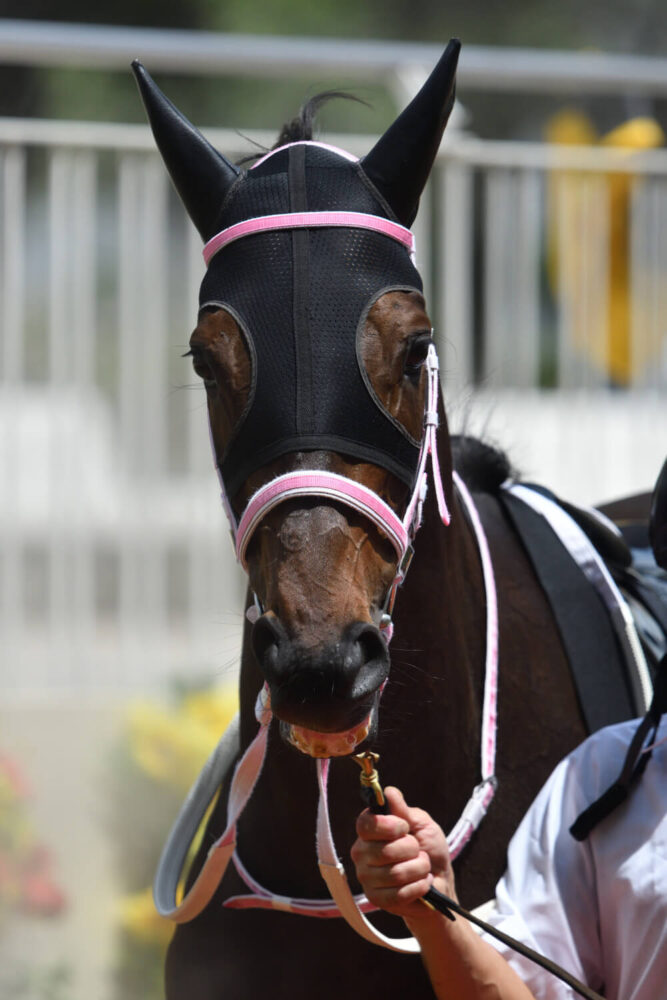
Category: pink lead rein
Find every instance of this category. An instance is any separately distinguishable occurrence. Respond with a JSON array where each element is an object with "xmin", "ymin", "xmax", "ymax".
[{"xmin": 153, "ymin": 468, "xmax": 499, "ymax": 952}]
